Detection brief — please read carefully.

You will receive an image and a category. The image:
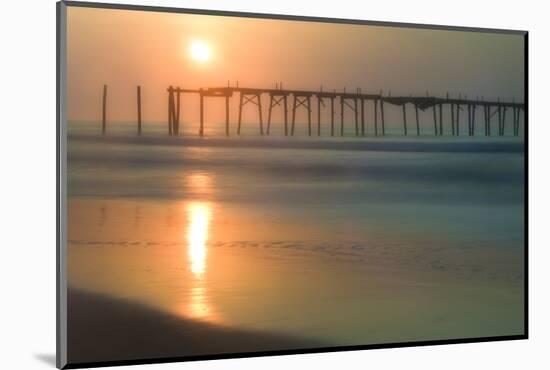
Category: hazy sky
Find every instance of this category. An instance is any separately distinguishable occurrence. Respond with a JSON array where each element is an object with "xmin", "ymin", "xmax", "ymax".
[{"xmin": 67, "ymin": 6, "xmax": 524, "ymax": 124}]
